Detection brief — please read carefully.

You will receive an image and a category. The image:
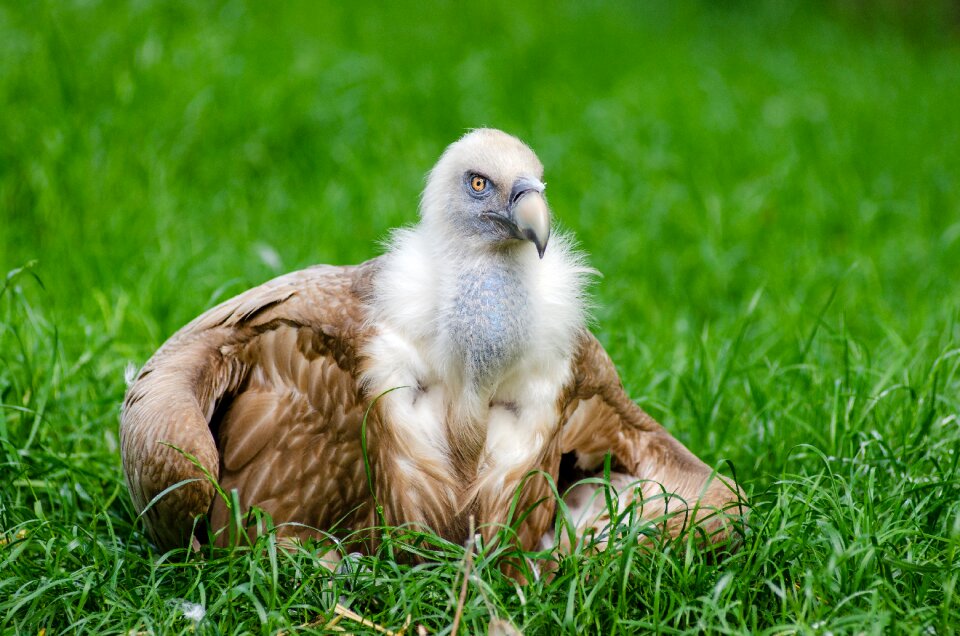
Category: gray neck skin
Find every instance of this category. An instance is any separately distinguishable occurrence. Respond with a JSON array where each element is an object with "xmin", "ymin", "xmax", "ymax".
[{"xmin": 444, "ymin": 251, "xmax": 531, "ymax": 390}]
